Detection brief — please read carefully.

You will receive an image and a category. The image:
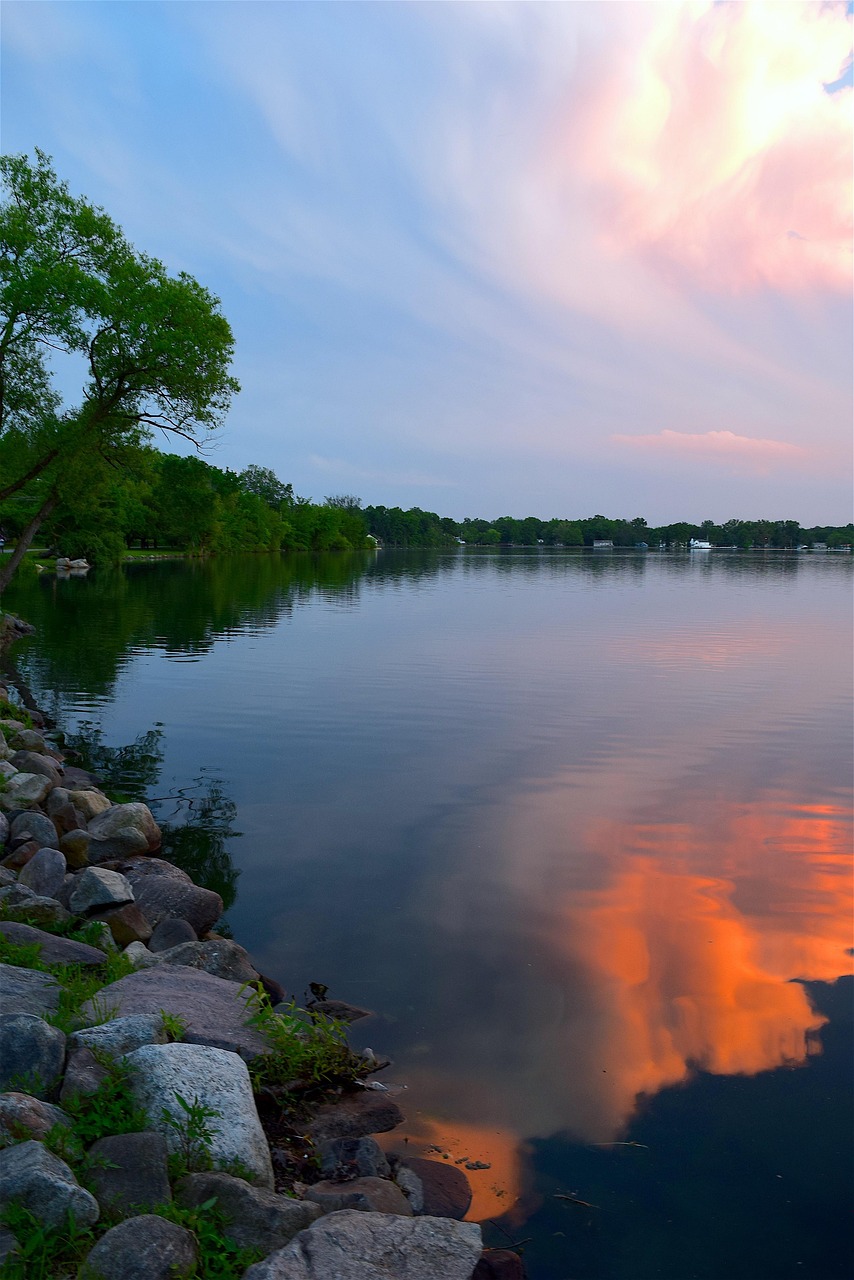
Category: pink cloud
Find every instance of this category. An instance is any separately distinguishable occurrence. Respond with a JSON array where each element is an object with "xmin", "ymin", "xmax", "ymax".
[{"xmin": 612, "ymin": 429, "xmax": 808, "ymax": 469}]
